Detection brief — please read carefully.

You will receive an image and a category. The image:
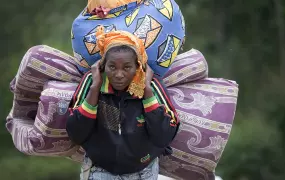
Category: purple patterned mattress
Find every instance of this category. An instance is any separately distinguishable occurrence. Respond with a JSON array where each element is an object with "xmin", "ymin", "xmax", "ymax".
[{"xmin": 6, "ymin": 45, "xmax": 238, "ymax": 179}]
